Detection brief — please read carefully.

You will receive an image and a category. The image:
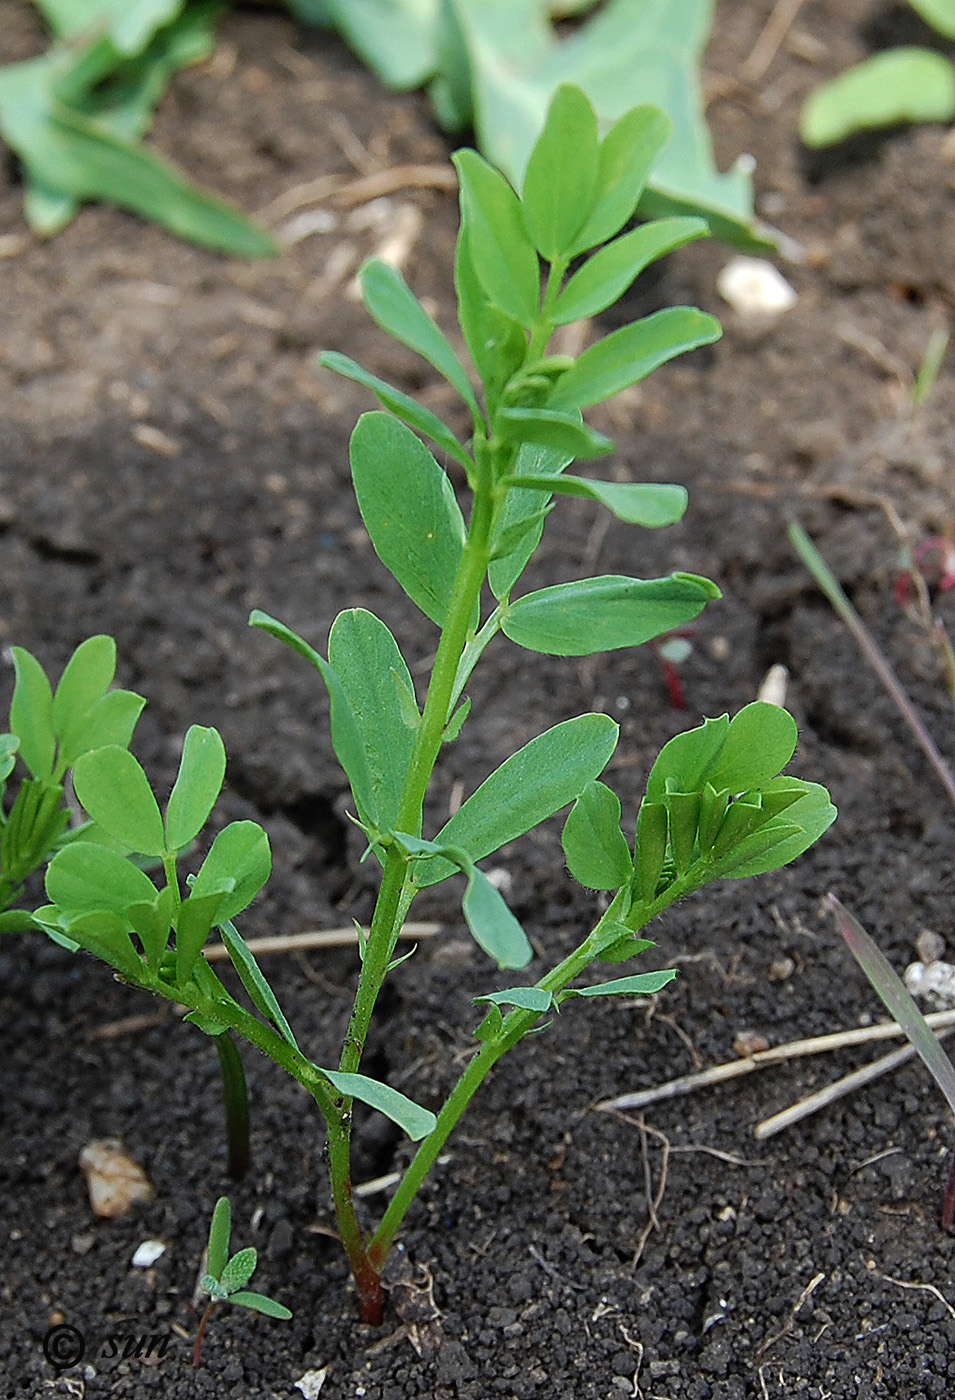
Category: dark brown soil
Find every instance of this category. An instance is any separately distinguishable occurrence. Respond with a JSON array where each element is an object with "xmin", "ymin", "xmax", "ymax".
[{"xmin": 3, "ymin": 2, "xmax": 955, "ymax": 1396}]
